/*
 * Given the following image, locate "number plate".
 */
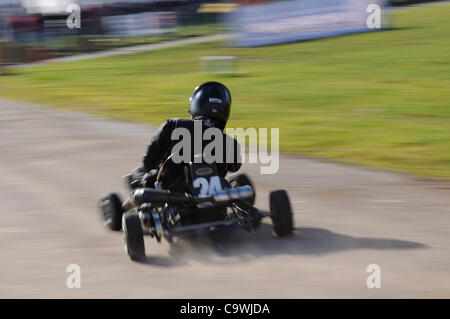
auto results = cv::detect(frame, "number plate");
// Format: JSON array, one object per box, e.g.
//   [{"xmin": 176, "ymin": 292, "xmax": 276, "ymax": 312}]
[{"xmin": 190, "ymin": 162, "xmax": 223, "ymax": 197}]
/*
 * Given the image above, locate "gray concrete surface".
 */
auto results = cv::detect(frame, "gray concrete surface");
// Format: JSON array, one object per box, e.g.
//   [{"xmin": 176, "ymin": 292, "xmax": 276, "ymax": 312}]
[{"xmin": 0, "ymin": 97, "xmax": 449, "ymax": 298}]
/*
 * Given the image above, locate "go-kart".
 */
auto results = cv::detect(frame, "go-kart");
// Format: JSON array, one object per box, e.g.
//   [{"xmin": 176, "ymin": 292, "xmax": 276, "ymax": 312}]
[{"xmin": 99, "ymin": 154, "xmax": 294, "ymax": 261}]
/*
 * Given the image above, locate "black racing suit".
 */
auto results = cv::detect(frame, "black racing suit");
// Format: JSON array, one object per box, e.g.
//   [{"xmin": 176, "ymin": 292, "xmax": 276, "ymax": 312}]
[{"xmin": 129, "ymin": 118, "xmax": 241, "ymax": 189}]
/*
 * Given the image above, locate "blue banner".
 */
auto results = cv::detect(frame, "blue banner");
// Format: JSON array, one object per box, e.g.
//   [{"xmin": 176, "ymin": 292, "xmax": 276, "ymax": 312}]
[{"xmin": 229, "ymin": 0, "xmax": 388, "ymax": 47}]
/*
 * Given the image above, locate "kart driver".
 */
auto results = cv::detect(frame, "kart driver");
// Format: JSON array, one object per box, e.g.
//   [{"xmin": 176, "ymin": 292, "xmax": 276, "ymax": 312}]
[{"xmin": 128, "ymin": 82, "xmax": 242, "ymax": 190}]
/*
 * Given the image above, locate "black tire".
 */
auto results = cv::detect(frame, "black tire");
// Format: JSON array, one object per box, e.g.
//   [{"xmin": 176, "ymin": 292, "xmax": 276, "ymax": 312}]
[
  {"xmin": 227, "ymin": 173, "xmax": 256, "ymax": 205},
  {"xmin": 122, "ymin": 211, "xmax": 146, "ymax": 261},
  {"xmin": 99, "ymin": 193, "xmax": 123, "ymax": 231},
  {"xmin": 270, "ymin": 190, "xmax": 294, "ymax": 237}
]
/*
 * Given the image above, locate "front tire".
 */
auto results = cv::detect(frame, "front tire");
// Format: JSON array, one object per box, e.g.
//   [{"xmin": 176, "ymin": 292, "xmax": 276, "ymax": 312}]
[
  {"xmin": 270, "ymin": 190, "xmax": 294, "ymax": 237},
  {"xmin": 122, "ymin": 211, "xmax": 146, "ymax": 261},
  {"xmin": 99, "ymin": 193, "xmax": 123, "ymax": 231}
]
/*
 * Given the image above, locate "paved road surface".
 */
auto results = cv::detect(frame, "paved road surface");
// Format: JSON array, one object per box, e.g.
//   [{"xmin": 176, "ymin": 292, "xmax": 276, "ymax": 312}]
[{"xmin": 0, "ymin": 98, "xmax": 449, "ymax": 298}]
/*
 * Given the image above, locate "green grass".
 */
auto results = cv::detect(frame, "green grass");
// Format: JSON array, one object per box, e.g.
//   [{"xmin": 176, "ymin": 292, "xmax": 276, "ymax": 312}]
[{"xmin": 1, "ymin": 4, "xmax": 449, "ymax": 178}]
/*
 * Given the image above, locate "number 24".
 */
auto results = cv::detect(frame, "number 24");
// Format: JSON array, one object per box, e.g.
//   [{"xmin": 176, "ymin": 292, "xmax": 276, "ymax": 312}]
[{"xmin": 193, "ymin": 176, "xmax": 222, "ymax": 196}]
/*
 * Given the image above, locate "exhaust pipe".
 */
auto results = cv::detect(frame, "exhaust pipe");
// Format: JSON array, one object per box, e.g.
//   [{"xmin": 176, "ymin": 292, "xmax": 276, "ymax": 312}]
[
  {"xmin": 122, "ymin": 188, "xmax": 189, "ymax": 211},
  {"xmin": 122, "ymin": 185, "xmax": 255, "ymax": 211},
  {"xmin": 211, "ymin": 186, "xmax": 254, "ymax": 204}
]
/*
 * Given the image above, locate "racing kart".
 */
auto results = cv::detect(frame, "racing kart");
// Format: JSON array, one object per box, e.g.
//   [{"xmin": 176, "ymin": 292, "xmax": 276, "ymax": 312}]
[{"xmin": 99, "ymin": 154, "xmax": 294, "ymax": 261}]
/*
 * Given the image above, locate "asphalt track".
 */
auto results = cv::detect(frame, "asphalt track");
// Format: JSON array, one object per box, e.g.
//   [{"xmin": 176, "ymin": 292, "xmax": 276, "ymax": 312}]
[{"xmin": 0, "ymin": 98, "xmax": 449, "ymax": 298}]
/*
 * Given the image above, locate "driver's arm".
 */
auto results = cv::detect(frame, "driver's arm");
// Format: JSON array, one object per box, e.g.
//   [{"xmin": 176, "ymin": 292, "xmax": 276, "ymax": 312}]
[{"xmin": 142, "ymin": 120, "xmax": 176, "ymax": 172}]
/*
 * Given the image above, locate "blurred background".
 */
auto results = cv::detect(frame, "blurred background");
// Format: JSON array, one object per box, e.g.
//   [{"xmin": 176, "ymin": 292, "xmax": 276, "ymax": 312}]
[
  {"xmin": 0, "ymin": 0, "xmax": 225, "ymax": 61},
  {"xmin": 0, "ymin": 0, "xmax": 439, "ymax": 62},
  {"xmin": 0, "ymin": 0, "xmax": 449, "ymax": 178}
]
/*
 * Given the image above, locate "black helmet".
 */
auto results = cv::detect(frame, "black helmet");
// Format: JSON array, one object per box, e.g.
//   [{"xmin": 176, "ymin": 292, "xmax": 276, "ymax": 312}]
[{"xmin": 189, "ymin": 82, "xmax": 231, "ymax": 128}]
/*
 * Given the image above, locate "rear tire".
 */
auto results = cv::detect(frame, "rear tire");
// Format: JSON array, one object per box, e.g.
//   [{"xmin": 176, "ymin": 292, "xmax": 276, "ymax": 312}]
[
  {"xmin": 270, "ymin": 190, "xmax": 294, "ymax": 237},
  {"xmin": 99, "ymin": 193, "xmax": 123, "ymax": 231},
  {"xmin": 122, "ymin": 211, "xmax": 146, "ymax": 261},
  {"xmin": 228, "ymin": 173, "xmax": 256, "ymax": 205}
]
